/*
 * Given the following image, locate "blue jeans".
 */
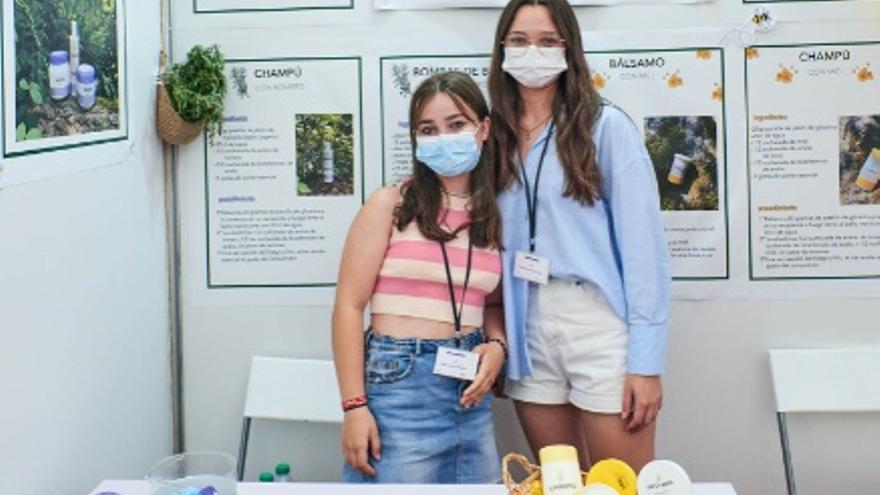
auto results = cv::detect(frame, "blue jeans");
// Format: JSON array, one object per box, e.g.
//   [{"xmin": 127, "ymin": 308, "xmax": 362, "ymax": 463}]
[{"xmin": 342, "ymin": 329, "xmax": 501, "ymax": 484}]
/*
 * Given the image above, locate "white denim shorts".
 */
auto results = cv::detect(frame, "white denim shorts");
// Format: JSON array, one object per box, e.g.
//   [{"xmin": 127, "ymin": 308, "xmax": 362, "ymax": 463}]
[{"xmin": 506, "ymin": 278, "xmax": 628, "ymax": 413}]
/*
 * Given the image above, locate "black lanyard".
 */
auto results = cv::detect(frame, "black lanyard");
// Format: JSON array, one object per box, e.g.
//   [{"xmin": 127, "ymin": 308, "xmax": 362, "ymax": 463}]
[
  {"xmin": 521, "ymin": 122, "xmax": 555, "ymax": 253},
  {"xmin": 439, "ymin": 237, "xmax": 473, "ymax": 346}
]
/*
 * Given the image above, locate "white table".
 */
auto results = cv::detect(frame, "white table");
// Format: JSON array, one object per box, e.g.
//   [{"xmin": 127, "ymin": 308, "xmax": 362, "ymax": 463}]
[{"xmin": 92, "ymin": 480, "xmax": 737, "ymax": 495}]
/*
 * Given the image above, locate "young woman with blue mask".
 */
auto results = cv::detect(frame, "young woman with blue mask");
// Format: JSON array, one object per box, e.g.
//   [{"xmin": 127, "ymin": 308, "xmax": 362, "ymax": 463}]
[
  {"xmin": 489, "ymin": 0, "xmax": 671, "ymax": 472},
  {"xmin": 332, "ymin": 71, "xmax": 507, "ymax": 483}
]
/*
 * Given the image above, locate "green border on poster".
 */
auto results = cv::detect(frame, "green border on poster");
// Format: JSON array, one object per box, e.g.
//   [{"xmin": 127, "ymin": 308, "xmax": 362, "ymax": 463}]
[
  {"xmin": 204, "ymin": 56, "xmax": 365, "ymax": 289},
  {"xmin": 744, "ymin": 40, "xmax": 880, "ymax": 281},
  {"xmin": 193, "ymin": 0, "xmax": 354, "ymax": 14},
  {"xmin": 378, "ymin": 53, "xmax": 490, "ymax": 186},
  {"xmin": 585, "ymin": 46, "xmax": 731, "ymax": 281},
  {"xmin": 1, "ymin": 0, "xmax": 130, "ymax": 158}
]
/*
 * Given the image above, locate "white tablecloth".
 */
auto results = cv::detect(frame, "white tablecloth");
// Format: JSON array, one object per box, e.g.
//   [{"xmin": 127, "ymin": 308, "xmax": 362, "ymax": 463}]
[{"xmin": 92, "ymin": 480, "xmax": 737, "ymax": 495}]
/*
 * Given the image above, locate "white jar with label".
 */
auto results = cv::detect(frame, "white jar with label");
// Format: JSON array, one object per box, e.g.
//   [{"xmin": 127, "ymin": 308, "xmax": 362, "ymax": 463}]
[
  {"xmin": 48, "ymin": 50, "xmax": 70, "ymax": 100},
  {"xmin": 637, "ymin": 459, "xmax": 691, "ymax": 495},
  {"xmin": 76, "ymin": 64, "xmax": 98, "ymax": 110},
  {"xmin": 540, "ymin": 445, "xmax": 583, "ymax": 495}
]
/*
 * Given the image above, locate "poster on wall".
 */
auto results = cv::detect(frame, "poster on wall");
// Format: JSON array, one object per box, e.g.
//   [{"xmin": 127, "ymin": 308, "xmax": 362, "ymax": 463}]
[
  {"xmin": 586, "ymin": 48, "xmax": 729, "ymax": 279},
  {"xmin": 380, "ymin": 55, "xmax": 490, "ymax": 184},
  {"xmin": 746, "ymin": 42, "xmax": 880, "ymax": 280},
  {"xmin": 2, "ymin": 0, "xmax": 128, "ymax": 157},
  {"xmin": 194, "ymin": 0, "xmax": 352, "ymax": 13},
  {"xmin": 375, "ymin": 0, "xmax": 710, "ymax": 8},
  {"xmin": 205, "ymin": 57, "xmax": 363, "ymax": 288}
]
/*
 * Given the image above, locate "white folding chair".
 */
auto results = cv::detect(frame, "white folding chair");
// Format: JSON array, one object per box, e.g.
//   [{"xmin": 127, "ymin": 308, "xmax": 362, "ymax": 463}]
[
  {"xmin": 237, "ymin": 357, "xmax": 343, "ymax": 480},
  {"xmin": 768, "ymin": 348, "xmax": 880, "ymax": 495}
]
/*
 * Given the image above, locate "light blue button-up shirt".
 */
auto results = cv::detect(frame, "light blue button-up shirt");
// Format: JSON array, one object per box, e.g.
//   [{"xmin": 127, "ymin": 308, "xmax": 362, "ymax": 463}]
[{"xmin": 498, "ymin": 103, "xmax": 671, "ymax": 379}]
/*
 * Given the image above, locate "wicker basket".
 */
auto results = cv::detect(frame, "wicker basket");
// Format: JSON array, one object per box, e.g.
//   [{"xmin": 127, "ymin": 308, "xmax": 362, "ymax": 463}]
[
  {"xmin": 503, "ymin": 453, "xmax": 542, "ymax": 495},
  {"xmin": 156, "ymin": 82, "xmax": 205, "ymax": 145},
  {"xmin": 503, "ymin": 452, "xmax": 591, "ymax": 495}
]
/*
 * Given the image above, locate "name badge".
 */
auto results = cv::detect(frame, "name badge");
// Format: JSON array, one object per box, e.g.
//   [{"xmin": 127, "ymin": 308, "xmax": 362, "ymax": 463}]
[
  {"xmin": 433, "ymin": 346, "xmax": 479, "ymax": 381},
  {"xmin": 514, "ymin": 250, "xmax": 550, "ymax": 285}
]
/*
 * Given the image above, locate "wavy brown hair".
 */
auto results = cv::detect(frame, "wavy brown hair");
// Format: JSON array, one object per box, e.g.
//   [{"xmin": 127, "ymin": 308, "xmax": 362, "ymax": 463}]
[
  {"xmin": 395, "ymin": 71, "xmax": 502, "ymax": 250},
  {"xmin": 489, "ymin": 0, "xmax": 602, "ymax": 204}
]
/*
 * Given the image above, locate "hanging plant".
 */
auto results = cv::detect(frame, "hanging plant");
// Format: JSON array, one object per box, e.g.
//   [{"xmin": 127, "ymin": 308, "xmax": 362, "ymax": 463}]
[{"xmin": 157, "ymin": 44, "xmax": 227, "ymax": 145}]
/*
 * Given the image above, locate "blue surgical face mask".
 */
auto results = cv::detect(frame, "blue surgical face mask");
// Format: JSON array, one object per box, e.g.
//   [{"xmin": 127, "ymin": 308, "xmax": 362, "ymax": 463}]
[{"xmin": 415, "ymin": 129, "xmax": 482, "ymax": 177}]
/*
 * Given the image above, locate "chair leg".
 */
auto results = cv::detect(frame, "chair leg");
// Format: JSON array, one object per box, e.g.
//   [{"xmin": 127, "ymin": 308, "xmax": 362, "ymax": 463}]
[
  {"xmin": 777, "ymin": 412, "xmax": 797, "ymax": 495},
  {"xmin": 237, "ymin": 417, "xmax": 252, "ymax": 482}
]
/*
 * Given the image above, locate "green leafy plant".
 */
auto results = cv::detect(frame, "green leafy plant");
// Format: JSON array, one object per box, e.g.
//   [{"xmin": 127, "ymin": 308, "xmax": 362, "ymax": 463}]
[
  {"xmin": 16, "ymin": 122, "xmax": 43, "ymax": 141},
  {"xmin": 162, "ymin": 44, "xmax": 227, "ymax": 141}
]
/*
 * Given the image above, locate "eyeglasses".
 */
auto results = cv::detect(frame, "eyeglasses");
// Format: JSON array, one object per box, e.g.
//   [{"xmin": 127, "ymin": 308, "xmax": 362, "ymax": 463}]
[{"xmin": 502, "ymin": 34, "xmax": 565, "ymax": 56}]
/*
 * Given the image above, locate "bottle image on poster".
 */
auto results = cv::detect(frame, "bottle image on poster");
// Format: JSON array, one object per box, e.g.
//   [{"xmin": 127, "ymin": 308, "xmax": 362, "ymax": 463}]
[
  {"xmin": 746, "ymin": 42, "xmax": 880, "ymax": 280},
  {"xmin": 840, "ymin": 118, "xmax": 880, "ymax": 202}
]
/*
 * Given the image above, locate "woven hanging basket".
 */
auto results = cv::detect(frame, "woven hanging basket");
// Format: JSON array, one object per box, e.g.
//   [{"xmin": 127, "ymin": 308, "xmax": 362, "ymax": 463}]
[{"xmin": 156, "ymin": 82, "xmax": 205, "ymax": 145}]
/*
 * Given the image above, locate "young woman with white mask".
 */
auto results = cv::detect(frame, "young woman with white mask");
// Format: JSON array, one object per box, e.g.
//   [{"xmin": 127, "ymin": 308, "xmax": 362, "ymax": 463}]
[
  {"xmin": 333, "ymin": 71, "xmax": 507, "ymax": 483},
  {"xmin": 489, "ymin": 0, "xmax": 671, "ymax": 472}
]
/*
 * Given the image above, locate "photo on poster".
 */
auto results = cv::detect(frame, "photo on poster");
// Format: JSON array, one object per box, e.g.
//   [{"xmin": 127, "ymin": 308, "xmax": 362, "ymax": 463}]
[
  {"xmin": 295, "ymin": 113, "xmax": 354, "ymax": 196},
  {"xmin": 645, "ymin": 116, "xmax": 719, "ymax": 211},
  {"xmin": 839, "ymin": 115, "xmax": 880, "ymax": 205},
  {"xmin": 4, "ymin": 0, "xmax": 128, "ymax": 156}
]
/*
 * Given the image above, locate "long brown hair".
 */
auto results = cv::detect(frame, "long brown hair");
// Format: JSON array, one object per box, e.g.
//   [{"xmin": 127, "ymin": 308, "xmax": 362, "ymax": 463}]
[
  {"xmin": 395, "ymin": 71, "xmax": 502, "ymax": 249},
  {"xmin": 489, "ymin": 0, "xmax": 602, "ymax": 204}
]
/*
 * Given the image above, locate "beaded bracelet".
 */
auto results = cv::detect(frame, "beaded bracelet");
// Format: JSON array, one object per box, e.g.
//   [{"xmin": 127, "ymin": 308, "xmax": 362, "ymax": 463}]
[
  {"xmin": 342, "ymin": 395, "xmax": 368, "ymax": 412},
  {"xmin": 486, "ymin": 337, "xmax": 508, "ymax": 360}
]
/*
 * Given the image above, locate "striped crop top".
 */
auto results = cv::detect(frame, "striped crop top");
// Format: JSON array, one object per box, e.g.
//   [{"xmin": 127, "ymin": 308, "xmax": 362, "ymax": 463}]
[{"xmin": 370, "ymin": 192, "xmax": 502, "ymax": 328}]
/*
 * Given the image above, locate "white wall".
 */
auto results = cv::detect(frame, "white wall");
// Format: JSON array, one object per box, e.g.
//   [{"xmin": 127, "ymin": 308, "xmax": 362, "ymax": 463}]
[
  {"xmin": 0, "ymin": 2, "xmax": 171, "ymax": 494},
  {"xmin": 173, "ymin": 2, "xmax": 880, "ymax": 494}
]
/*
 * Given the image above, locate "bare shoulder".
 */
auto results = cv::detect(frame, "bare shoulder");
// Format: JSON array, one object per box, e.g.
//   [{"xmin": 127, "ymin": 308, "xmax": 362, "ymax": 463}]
[
  {"xmin": 367, "ymin": 184, "xmax": 401, "ymax": 210},
  {"xmin": 357, "ymin": 184, "xmax": 401, "ymax": 223}
]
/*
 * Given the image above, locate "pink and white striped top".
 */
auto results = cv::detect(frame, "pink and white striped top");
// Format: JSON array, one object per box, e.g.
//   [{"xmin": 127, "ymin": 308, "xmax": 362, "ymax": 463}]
[{"xmin": 371, "ymin": 193, "xmax": 502, "ymax": 328}]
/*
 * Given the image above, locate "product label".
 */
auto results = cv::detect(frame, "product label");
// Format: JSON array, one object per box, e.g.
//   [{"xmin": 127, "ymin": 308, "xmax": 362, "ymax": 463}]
[{"xmin": 542, "ymin": 461, "xmax": 582, "ymax": 495}]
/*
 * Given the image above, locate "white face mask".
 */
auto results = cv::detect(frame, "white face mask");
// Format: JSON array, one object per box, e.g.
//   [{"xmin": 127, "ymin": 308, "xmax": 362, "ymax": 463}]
[{"xmin": 501, "ymin": 46, "xmax": 568, "ymax": 88}]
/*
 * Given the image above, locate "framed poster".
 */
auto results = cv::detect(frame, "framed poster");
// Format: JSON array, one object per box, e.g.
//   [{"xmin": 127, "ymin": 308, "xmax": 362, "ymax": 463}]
[
  {"xmin": 746, "ymin": 42, "xmax": 880, "ymax": 280},
  {"xmin": 205, "ymin": 56, "xmax": 364, "ymax": 288},
  {"xmin": 194, "ymin": 0, "xmax": 352, "ymax": 13},
  {"xmin": 587, "ymin": 47, "xmax": 729, "ymax": 280},
  {"xmin": 375, "ymin": 0, "xmax": 710, "ymax": 8},
  {"xmin": 3, "ymin": 0, "xmax": 128, "ymax": 157}
]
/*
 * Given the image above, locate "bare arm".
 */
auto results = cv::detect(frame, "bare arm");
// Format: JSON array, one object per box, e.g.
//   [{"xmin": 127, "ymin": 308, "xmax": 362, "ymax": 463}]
[
  {"xmin": 460, "ymin": 284, "xmax": 506, "ymax": 408},
  {"xmin": 332, "ymin": 185, "xmax": 399, "ymax": 475}
]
